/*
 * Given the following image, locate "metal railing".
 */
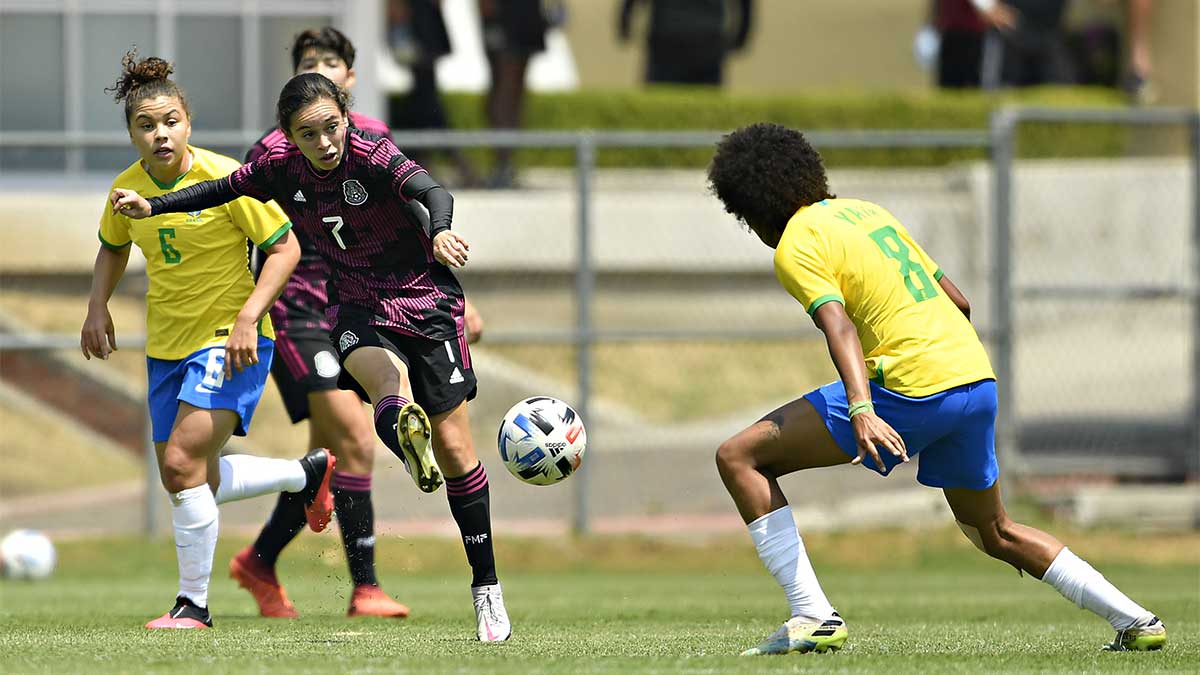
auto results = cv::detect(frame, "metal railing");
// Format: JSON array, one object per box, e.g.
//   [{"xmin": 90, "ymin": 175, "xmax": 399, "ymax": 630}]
[
  {"xmin": 989, "ymin": 107, "xmax": 1200, "ymax": 479},
  {"xmin": 3, "ymin": 112, "xmax": 1197, "ymax": 534}
]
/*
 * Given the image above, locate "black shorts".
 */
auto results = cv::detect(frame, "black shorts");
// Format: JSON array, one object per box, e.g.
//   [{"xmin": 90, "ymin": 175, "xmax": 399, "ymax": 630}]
[
  {"xmin": 331, "ymin": 320, "xmax": 477, "ymax": 416},
  {"xmin": 270, "ymin": 329, "xmax": 356, "ymax": 424}
]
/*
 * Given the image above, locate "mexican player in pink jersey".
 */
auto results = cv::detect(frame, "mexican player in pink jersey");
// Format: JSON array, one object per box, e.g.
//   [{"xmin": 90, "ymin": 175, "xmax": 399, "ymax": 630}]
[
  {"xmin": 237, "ymin": 26, "xmax": 417, "ymax": 622},
  {"xmin": 110, "ymin": 72, "xmax": 511, "ymax": 642}
]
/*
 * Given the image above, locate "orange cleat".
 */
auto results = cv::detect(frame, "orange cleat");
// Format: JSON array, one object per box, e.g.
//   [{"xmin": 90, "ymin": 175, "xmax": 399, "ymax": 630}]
[
  {"xmin": 347, "ymin": 584, "xmax": 410, "ymax": 618},
  {"xmin": 299, "ymin": 448, "xmax": 336, "ymax": 532},
  {"xmin": 229, "ymin": 545, "xmax": 299, "ymax": 619}
]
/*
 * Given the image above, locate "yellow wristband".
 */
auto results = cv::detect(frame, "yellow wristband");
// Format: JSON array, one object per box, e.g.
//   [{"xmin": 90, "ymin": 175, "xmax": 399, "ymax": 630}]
[{"xmin": 848, "ymin": 401, "xmax": 874, "ymax": 418}]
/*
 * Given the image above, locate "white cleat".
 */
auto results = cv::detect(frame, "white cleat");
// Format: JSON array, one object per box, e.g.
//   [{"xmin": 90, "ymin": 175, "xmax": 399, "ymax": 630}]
[
  {"xmin": 740, "ymin": 612, "xmax": 848, "ymax": 656},
  {"xmin": 471, "ymin": 583, "xmax": 512, "ymax": 642}
]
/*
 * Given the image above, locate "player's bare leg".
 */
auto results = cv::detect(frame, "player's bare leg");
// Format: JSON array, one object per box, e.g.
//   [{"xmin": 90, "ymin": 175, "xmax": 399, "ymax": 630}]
[
  {"xmin": 716, "ymin": 398, "xmax": 850, "ymax": 655},
  {"xmin": 716, "ymin": 398, "xmax": 852, "ymax": 523},
  {"xmin": 945, "ymin": 485, "xmax": 1165, "ymax": 650},
  {"xmin": 431, "ymin": 401, "xmax": 509, "ymax": 642},
  {"xmin": 464, "ymin": 298, "xmax": 484, "ymax": 344},
  {"xmin": 344, "ymin": 346, "xmax": 442, "ymax": 493},
  {"xmin": 309, "ymin": 389, "xmax": 375, "ymax": 475}
]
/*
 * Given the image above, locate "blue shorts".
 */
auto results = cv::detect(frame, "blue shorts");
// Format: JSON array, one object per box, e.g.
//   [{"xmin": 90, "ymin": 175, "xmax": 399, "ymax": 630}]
[
  {"xmin": 803, "ymin": 378, "xmax": 999, "ymax": 490},
  {"xmin": 146, "ymin": 337, "xmax": 274, "ymax": 443}
]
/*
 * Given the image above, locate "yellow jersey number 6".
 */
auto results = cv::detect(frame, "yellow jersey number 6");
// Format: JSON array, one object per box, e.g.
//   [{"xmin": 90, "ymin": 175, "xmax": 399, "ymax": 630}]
[
  {"xmin": 868, "ymin": 225, "xmax": 937, "ymax": 303},
  {"xmin": 323, "ymin": 216, "xmax": 347, "ymax": 250}
]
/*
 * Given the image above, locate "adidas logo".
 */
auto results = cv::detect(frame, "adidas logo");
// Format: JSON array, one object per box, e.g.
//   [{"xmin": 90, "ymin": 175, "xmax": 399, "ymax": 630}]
[
  {"xmin": 293, "ymin": 189, "xmax": 306, "ymax": 202},
  {"xmin": 449, "ymin": 367, "xmax": 464, "ymax": 384}
]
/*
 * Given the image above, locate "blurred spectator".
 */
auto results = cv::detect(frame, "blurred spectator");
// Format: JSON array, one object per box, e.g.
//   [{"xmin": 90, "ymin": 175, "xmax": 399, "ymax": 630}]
[
  {"xmin": 1065, "ymin": 14, "xmax": 1120, "ymax": 89},
  {"xmin": 478, "ymin": 0, "xmax": 561, "ymax": 189},
  {"xmin": 387, "ymin": 0, "xmax": 481, "ymax": 187},
  {"xmin": 618, "ymin": 0, "xmax": 753, "ymax": 87},
  {"xmin": 927, "ymin": 0, "xmax": 987, "ymax": 88},
  {"xmin": 1123, "ymin": 0, "xmax": 1156, "ymax": 104},
  {"xmin": 977, "ymin": 0, "xmax": 1075, "ymax": 88}
]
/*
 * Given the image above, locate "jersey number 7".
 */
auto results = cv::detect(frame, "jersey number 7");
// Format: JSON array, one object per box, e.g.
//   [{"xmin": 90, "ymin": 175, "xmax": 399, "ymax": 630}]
[{"xmin": 322, "ymin": 216, "xmax": 347, "ymax": 250}]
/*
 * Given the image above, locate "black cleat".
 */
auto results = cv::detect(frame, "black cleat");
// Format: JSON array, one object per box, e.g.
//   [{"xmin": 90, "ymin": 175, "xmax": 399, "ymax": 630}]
[{"xmin": 145, "ymin": 595, "xmax": 213, "ymax": 629}]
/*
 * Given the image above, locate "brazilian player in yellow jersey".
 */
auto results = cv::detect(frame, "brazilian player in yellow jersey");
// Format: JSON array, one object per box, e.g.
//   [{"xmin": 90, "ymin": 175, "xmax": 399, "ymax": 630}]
[
  {"xmin": 81, "ymin": 51, "xmax": 336, "ymax": 631},
  {"xmin": 98, "ymin": 145, "xmax": 290, "ymax": 359},
  {"xmin": 707, "ymin": 124, "xmax": 1165, "ymax": 656}
]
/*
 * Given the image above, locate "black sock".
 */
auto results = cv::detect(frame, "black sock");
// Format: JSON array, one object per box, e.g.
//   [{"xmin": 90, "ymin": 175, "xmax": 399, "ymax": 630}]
[
  {"xmin": 373, "ymin": 395, "xmax": 408, "ymax": 460},
  {"xmin": 332, "ymin": 472, "xmax": 379, "ymax": 587},
  {"xmin": 252, "ymin": 491, "xmax": 306, "ymax": 567},
  {"xmin": 446, "ymin": 462, "xmax": 497, "ymax": 587}
]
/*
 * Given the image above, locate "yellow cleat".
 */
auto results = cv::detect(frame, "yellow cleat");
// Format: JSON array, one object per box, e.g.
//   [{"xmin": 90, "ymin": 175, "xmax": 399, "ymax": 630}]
[
  {"xmin": 1104, "ymin": 615, "xmax": 1167, "ymax": 652},
  {"xmin": 395, "ymin": 402, "xmax": 443, "ymax": 493},
  {"xmin": 740, "ymin": 612, "xmax": 847, "ymax": 656}
]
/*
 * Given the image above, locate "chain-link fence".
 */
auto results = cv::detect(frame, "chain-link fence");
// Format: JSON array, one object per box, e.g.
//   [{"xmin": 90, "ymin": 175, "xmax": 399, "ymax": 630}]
[
  {"xmin": 2, "ymin": 115, "xmax": 1196, "ymax": 538},
  {"xmin": 990, "ymin": 108, "xmax": 1200, "ymax": 482}
]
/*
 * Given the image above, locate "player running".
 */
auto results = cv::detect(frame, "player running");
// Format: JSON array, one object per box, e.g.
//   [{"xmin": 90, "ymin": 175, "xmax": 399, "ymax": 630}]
[
  {"xmin": 706, "ymin": 123, "xmax": 1166, "ymax": 656},
  {"xmin": 231, "ymin": 25, "xmax": 475, "ymax": 621},
  {"xmin": 110, "ymin": 72, "xmax": 510, "ymax": 642},
  {"xmin": 82, "ymin": 51, "xmax": 335, "ymax": 630}
]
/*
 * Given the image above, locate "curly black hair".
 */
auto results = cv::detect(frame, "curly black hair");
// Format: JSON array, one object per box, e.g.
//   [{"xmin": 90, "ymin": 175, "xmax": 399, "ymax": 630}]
[
  {"xmin": 707, "ymin": 123, "xmax": 834, "ymax": 241},
  {"xmin": 105, "ymin": 48, "xmax": 189, "ymax": 126}
]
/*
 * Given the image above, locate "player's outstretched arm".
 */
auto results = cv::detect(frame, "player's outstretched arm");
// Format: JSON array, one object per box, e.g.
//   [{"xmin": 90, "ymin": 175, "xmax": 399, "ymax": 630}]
[
  {"xmin": 81, "ymin": 245, "xmax": 131, "ymax": 361},
  {"xmin": 224, "ymin": 230, "xmax": 300, "ymax": 379},
  {"xmin": 812, "ymin": 301, "xmax": 908, "ymax": 469},
  {"xmin": 109, "ymin": 189, "xmax": 151, "ymax": 218},
  {"xmin": 112, "ymin": 178, "xmax": 242, "ymax": 220},
  {"xmin": 937, "ymin": 273, "xmax": 971, "ymax": 320}
]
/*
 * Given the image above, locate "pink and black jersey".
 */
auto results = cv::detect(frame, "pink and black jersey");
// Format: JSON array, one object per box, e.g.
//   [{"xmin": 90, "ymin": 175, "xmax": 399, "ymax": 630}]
[
  {"xmin": 246, "ymin": 112, "xmax": 394, "ymax": 336},
  {"xmin": 245, "ymin": 112, "xmax": 391, "ymax": 164},
  {"xmin": 229, "ymin": 127, "xmax": 462, "ymax": 342}
]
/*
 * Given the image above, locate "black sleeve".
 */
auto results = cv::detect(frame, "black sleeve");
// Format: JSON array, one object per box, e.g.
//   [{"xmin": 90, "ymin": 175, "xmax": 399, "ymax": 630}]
[
  {"xmin": 401, "ymin": 171, "xmax": 454, "ymax": 238},
  {"xmin": 147, "ymin": 177, "xmax": 241, "ymax": 216}
]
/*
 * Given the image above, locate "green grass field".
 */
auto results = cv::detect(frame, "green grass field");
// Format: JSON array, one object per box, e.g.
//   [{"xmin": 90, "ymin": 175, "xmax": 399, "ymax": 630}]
[{"xmin": 1, "ymin": 531, "xmax": 1196, "ymax": 674}]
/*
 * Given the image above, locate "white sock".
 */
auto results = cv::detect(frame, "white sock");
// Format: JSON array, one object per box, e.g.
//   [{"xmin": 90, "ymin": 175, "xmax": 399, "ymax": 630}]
[
  {"xmin": 170, "ymin": 485, "xmax": 218, "ymax": 608},
  {"xmin": 1041, "ymin": 547, "xmax": 1149, "ymax": 630},
  {"xmin": 214, "ymin": 453, "xmax": 307, "ymax": 504},
  {"xmin": 748, "ymin": 506, "xmax": 836, "ymax": 620}
]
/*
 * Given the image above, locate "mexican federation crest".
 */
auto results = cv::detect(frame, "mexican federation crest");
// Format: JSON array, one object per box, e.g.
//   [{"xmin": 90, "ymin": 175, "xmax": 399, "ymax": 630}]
[{"xmin": 343, "ymin": 179, "xmax": 368, "ymax": 206}]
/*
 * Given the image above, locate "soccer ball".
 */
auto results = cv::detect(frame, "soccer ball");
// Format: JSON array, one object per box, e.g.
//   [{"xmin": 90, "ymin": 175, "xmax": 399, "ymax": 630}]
[
  {"xmin": 497, "ymin": 396, "xmax": 587, "ymax": 486},
  {"xmin": 0, "ymin": 529, "xmax": 56, "ymax": 580}
]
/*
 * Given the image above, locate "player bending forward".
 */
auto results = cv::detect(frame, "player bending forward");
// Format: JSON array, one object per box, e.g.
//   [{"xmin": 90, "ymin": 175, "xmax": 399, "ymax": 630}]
[{"xmin": 706, "ymin": 123, "xmax": 1166, "ymax": 656}]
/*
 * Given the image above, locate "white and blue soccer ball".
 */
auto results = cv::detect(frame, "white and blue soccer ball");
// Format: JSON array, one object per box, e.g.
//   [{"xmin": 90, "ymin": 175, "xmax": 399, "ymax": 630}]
[
  {"xmin": 0, "ymin": 529, "xmax": 56, "ymax": 580},
  {"xmin": 498, "ymin": 396, "xmax": 587, "ymax": 486}
]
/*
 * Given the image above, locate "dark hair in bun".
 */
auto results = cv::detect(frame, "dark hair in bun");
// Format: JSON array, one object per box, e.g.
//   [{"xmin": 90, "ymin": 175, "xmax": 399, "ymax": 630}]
[{"xmin": 105, "ymin": 48, "xmax": 190, "ymax": 126}]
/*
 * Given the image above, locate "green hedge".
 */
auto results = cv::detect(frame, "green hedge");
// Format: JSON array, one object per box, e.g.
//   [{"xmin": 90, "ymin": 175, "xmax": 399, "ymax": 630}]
[{"xmin": 392, "ymin": 86, "xmax": 1129, "ymax": 168}]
